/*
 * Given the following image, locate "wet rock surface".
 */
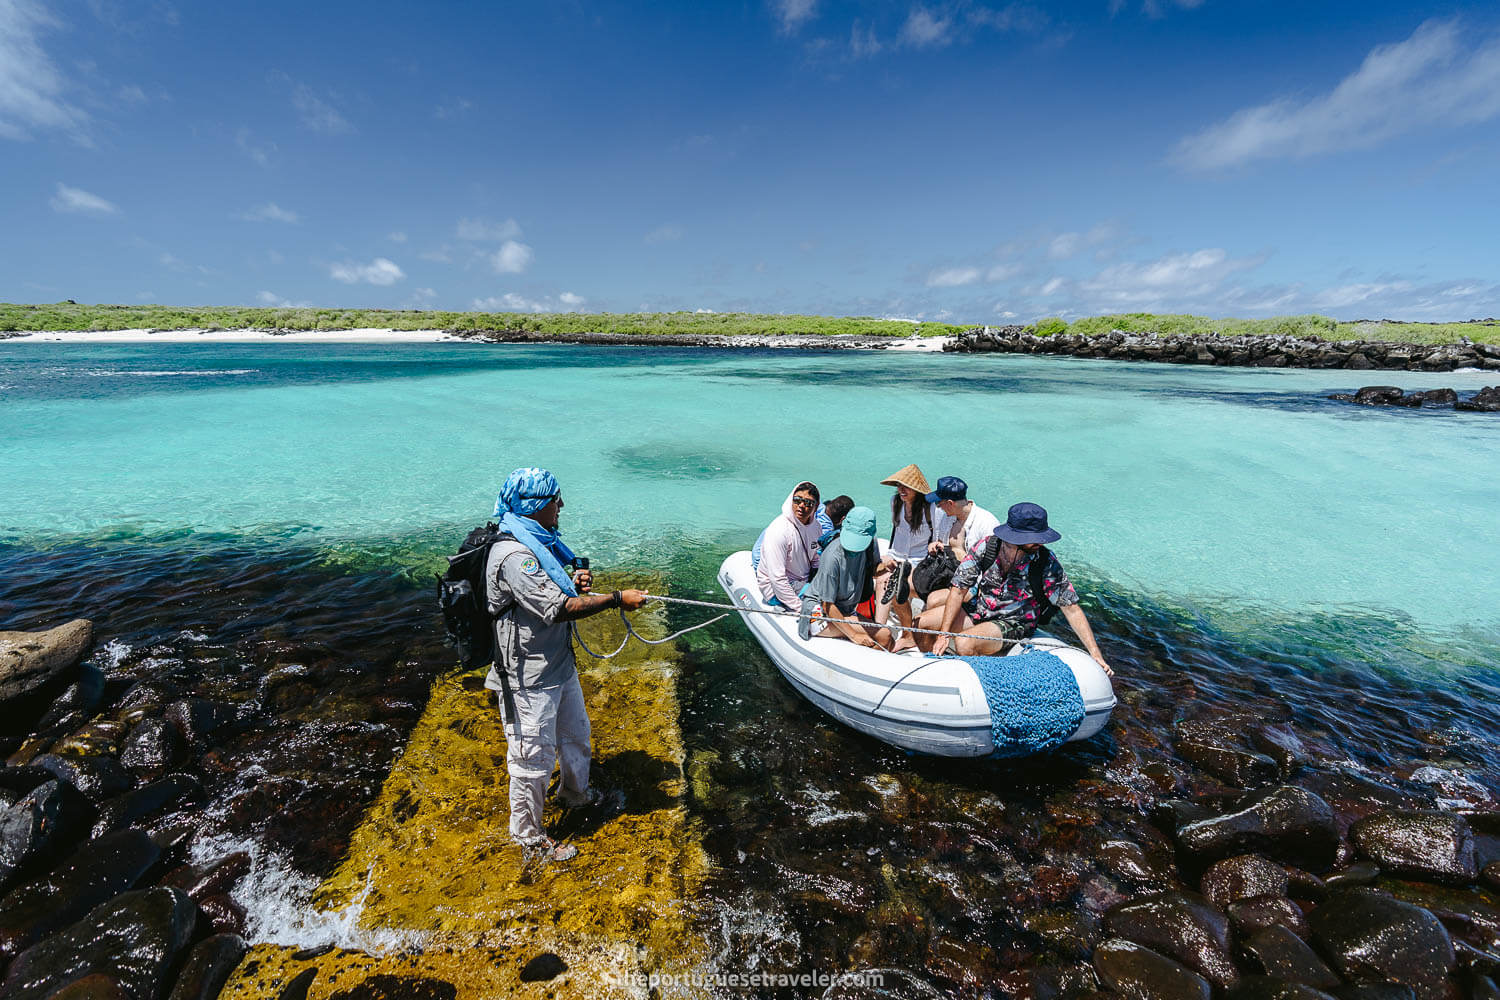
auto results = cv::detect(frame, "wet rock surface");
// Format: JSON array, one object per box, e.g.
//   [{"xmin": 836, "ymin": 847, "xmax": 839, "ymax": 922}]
[
  {"xmin": 164, "ymin": 935, "xmax": 247, "ymax": 1000},
  {"xmin": 1177, "ymin": 786, "xmax": 1341, "ymax": 873},
  {"xmin": 1310, "ymin": 888, "xmax": 1456, "ymax": 1000},
  {"xmin": 1239, "ymin": 925, "xmax": 1341, "ymax": 988},
  {"xmin": 1202, "ymin": 855, "xmax": 1291, "ymax": 909},
  {"xmin": 0, "ymin": 887, "xmax": 197, "ymax": 1000},
  {"xmin": 0, "ymin": 780, "xmax": 95, "ymax": 894},
  {"xmin": 1105, "ymin": 891, "xmax": 1239, "ymax": 987},
  {"xmin": 0, "ymin": 621, "xmax": 93, "ymax": 728},
  {"xmin": 1094, "ymin": 937, "xmax": 1213, "ymax": 1000},
  {"xmin": 1353, "ymin": 811, "xmax": 1478, "ymax": 885}
]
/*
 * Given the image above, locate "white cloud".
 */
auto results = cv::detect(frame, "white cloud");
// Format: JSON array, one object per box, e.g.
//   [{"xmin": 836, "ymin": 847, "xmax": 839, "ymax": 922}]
[
  {"xmin": 1079, "ymin": 248, "xmax": 1263, "ymax": 306},
  {"xmin": 773, "ymin": 0, "xmax": 816, "ymax": 34},
  {"xmin": 986, "ymin": 262, "xmax": 1022, "ymax": 282},
  {"xmin": 0, "ymin": 0, "xmax": 89, "ymax": 142},
  {"xmin": 292, "ymin": 83, "xmax": 353, "ymax": 134},
  {"xmin": 1314, "ymin": 281, "xmax": 1415, "ymax": 310},
  {"xmin": 330, "ymin": 258, "xmax": 405, "ymax": 285},
  {"xmin": 473, "ymin": 292, "xmax": 576, "ymax": 313},
  {"xmin": 928, "ymin": 266, "xmax": 981, "ymax": 287},
  {"xmin": 387, "ymin": 231, "xmax": 407, "ymax": 243},
  {"xmin": 434, "ymin": 97, "xmax": 472, "ymax": 119},
  {"xmin": 1040, "ymin": 277, "xmax": 1065, "ymax": 295},
  {"xmin": 1142, "ymin": 0, "xmax": 1204, "ymax": 16},
  {"xmin": 236, "ymin": 127, "xmax": 275, "ymax": 166},
  {"xmin": 50, "ymin": 183, "xmax": 118, "ymax": 215},
  {"xmin": 1048, "ymin": 233, "xmax": 1081, "ymax": 260},
  {"xmin": 850, "ymin": 21, "xmax": 883, "ymax": 57},
  {"xmin": 117, "ymin": 84, "xmax": 147, "ymax": 105},
  {"xmin": 457, "ymin": 217, "xmax": 522, "ymax": 241},
  {"xmin": 240, "ymin": 202, "xmax": 299, "ymax": 224},
  {"xmin": 645, "ymin": 224, "xmax": 685, "ymax": 245},
  {"xmin": 256, "ymin": 290, "xmax": 310, "ymax": 307},
  {"xmin": 1174, "ymin": 20, "xmax": 1500, "ymax": 169},
  {"xmin": 900, "ymin": 7, "xmax": 954, "ymax": 48},
  {"xmin": 419, "ymin": 246, "xmax": 453, "ymax": 262},
  {"xmin": 490, "ymin": 240, "xmax": 533, "ymax": 274}
]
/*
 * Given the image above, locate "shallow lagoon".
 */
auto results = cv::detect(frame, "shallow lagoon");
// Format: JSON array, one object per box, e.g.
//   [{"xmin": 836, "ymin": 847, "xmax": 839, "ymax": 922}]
[{"xmin": 3, "ymin": 341, "xmax": 1499, "ymax": 992}]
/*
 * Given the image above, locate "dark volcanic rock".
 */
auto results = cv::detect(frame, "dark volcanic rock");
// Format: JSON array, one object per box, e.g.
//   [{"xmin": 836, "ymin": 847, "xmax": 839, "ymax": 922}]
[
  {"xmin": 1175, "ymin": 722, "xmax": 1280, "ymax": 788},
  {"xmin": 34, "ymin": 664, "xmax": 107, "ymax": 734},
  {"xmin": 1250, "ymin": 727, "xmax": 1310, "ymax": 777},
  {"xmin": 518, "ymin": 953, "xmax": 568, "ymax": 982},
  {"xmin": 195, "ymin": 893, "xmax": 246, "ymax": 937},
  {"xmin": 1325, "ymin": 861, "xmax": 1383, "ymax": 889},
  {"xmin": 1240, "ymin": 925, "xmax": 1341, "ymax": 988},
  {"xmin": 1155, "ymin": 800, "xmax": 1221, "ymax": 838},
  {"xmin": 0, "ymin": 780, "xmax": 95, "ymax": 894},
  {"xmin": 1201, "ymin": 855, "xmax": 1290, "ymax": 909},
  {"xmin": 1226, "ymin": 977, "xmax": 1337, "ymax": 1000},
  {"xmin": 0, "ymin": 829, "xmax": 160, "ymax": 960},
  {"xmin": 1228, "ymin": 895, "xmax": 1310, "ymax": 938},
  {"xmin": 90, "ymin": 774, "xmax": 200, "ymax": 839},
  {"xmin": 0, "ymin": 622, "xmax": 93, "ymax": 731},
  {"xmin": 1353, "ymin": 811, "xmax": 1478, "ymax": 885},
  {"xmin": 31, "ymin": 755, "xmax": 134, "ymax": 803},
  {"xmin": 1334, "ymin": 986, "xmax": 1417, "ymax": 1000},
  {"xmin": 159, "ymin": 851, "xmax": 251, "ymax": 903},
  {"xmin": 0, "ymin": 887, "xmax": 197, "ymax": 1000},
  {"xmin": 1310, "ymin": 888, "xmax": 1455, "ymax": 1000},
  {"xmin": 327, "ymin": 975, "xmax": 459, "ymax": 1000},
  {"xmin": 1093, "ymin": 937, "xmax": 1213, "ymax": 1000},
  {"xmin": 277, "ymin": 967, "xmax": 318, "ymax": 1000},
  {"xmin": 1456, "ymin": 386, "xmax": 1500, "ymax": 412},
  {"xmin": 42, "ymin": 974, "xmax": 131, "ymax": 1000},
  {"xmin": 118, "ymin": 720, "xmax": 187, "ymax": 778},
  {"xmin": 165, "ymin": 934, "xmax": 247, "ymax": 1000},
  {"xmin": 1177, "ymin": 786, "xmax": 1340, "ymax": 873},
  {"xmin": 161, "ymin": 699, "xmax": 236, "ymax": 746},
  {"xmin": 1485, "ymin": 862, "xmax": 1500, "ymax": 893},
  {"xmin": 1105, "ymin": 891, "xmax": 1238, "ymax": 987},
  {"xmin": 0, "ymin": 768, "xmax": 54, "ymax": 799},
  {"xmin": 1101, "ymin": 840, "xmax": 1175, "ymax": 886}
]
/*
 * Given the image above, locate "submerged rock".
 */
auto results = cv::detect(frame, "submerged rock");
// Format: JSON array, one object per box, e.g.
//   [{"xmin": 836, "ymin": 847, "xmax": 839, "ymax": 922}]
[
  {"xmin": 119, "ymin": 719, "xmax": 187, "ymax": 779},
  {"xmin": 1456, "ymin": 386, "xmax": 1500, "ymax": 412},
  {"xmin": 0, "ymin": 779, "xmax": 95, "ymax": 894},
  {"xmin": 0, "ymin": 829, "xmax": 160, "ymax": 960},
  {"xmin": 90, "ymin": 773, "xmax": 200, "ymax": 838},
  {"xmin": 1093, "ymin": 937, "xmax": 1213, "ymax": 1000},
  {"xmin": 276, "ymin": 967, "xmax": 318, "ymax": 1000},
  {"xmin": 1226, "ymin": 976, "xmax": 1338, "ymax": 1000},
  {"xmin": 518, "ymin": 953, "xmax": 567, "ymax": 982},
  {"xmin": 1177, "ymin": 786, "xmax": 1339, "ymax": 873},
  {"xmin": 1352, "ymin": 811, "xmax": 1478, "ymax": 885},
  {"xmin": 1309, "ymin": 888, "xmax": 1455, "ymax": 1000},
  {"xmin": 326, "ymin": 975, "xmax": 458, "ymax": 1000},
  {"xmin": 164, "ymin": 934, "xmax": 247, "ymax": 1000},
  {"xmin": 158, "ymin": 851, "xmax": 251, "ymax": 902},
  {"xmin": 1201, "ymin": 855, "xmax": 1290, "ymax": 909},
  {"xmin": 1228, "ymin": 896, "xmax": 1310, "ymax": 938},
  {"xmin": 0, "ymin": 887, "xmax": 197, "ymax": 1000},
  {"xmin": 1174, "ymin": 720, "xmax": 1280, "ymax": 788},
  {"xmin": 1239, "ymin": 925, "xmax": 1341, "ymax": 989},
  {"xmin": 1104, "ymin": 892, "xmax": 1238, "ymax": 987},
  {"xmin": 31, "ymin": 755, "xmax": 134, "ymax": 803},
  {"xmin": 35, "ymin": 664, "xmax": 107, "ymax": 735}
]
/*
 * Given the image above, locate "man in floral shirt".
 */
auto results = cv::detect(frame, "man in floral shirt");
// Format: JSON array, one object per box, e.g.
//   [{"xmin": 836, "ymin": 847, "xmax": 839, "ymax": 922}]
[{"xmin": 916, "ymin": 502, "xmax": 1113, "ymax": 675}]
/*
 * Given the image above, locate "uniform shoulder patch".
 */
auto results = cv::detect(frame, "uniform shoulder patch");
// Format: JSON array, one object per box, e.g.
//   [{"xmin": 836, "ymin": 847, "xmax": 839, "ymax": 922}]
[{"xmin": 519, "ymin": 556, "xmax": 542, "ymax": 576}]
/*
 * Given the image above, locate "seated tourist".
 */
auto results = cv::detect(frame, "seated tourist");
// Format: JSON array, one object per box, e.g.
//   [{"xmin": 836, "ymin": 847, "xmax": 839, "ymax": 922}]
[
  {"xmin": 916, "ymin": 503, "xmax": 1113, "ymax": 675},
  {"xmin": 915, "ymin": 476, "xmax": 1002, "ymax": 616},
  {"xmin": 873, "ymin": 464, "xmax": 938, "ymax": 637},
  {"xmin": 756, "ymin": 481, "xmax": 823, "ymax": 608},
  {"xmin": 798, "ymin": 506, "xmax": 892, "ymax": 650}
]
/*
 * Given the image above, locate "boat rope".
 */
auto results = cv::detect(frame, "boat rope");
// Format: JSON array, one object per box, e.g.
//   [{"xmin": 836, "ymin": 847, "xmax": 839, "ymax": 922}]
[
  {"xmin": 571, "ymin": 604, "xmax": 730, "ymax": 660},
  {"xmin": 631, "ymin": 592, "xmax": 1074, "ymax": 648}
]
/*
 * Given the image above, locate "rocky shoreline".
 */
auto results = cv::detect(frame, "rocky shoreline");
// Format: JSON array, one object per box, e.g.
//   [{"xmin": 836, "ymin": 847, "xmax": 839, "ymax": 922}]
[
  {"xmin": 7, "ymin": 608, "xmax": 1500, "ymax": 1000},
  {"xmin": 944, "ymin": 325, "xmax": 1500, "ymax": 372}
]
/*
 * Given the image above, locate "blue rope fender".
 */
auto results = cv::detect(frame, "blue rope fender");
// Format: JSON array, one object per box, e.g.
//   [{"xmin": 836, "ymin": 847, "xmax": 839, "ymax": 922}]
[{"xmin": 966, "ymin": 651, "xmax": 1086, "ymax": 758}]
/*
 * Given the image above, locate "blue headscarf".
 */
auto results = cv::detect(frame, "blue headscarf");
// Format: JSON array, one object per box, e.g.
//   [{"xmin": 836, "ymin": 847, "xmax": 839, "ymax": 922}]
[{"xmin": 493, "ymin": 467, "xmax": 578, "ymax": 596}]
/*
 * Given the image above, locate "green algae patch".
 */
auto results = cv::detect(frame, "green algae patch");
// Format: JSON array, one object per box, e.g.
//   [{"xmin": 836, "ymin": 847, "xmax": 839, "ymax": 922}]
[{"xmin": 221, "ymin": 594, "xmax": 712, "ymax": 999}]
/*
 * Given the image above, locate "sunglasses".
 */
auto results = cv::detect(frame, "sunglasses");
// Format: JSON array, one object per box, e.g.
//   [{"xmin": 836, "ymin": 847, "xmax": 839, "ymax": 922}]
[{"xmin": 791, "ymin": 496, "xmax": 818, "ymax": 507}]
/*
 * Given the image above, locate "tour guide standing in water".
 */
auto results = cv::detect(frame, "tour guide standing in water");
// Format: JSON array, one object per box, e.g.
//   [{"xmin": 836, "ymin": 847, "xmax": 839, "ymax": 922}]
[{"xmin": 484, "ymin": 467, "xmax": 648, "ymax": 861}]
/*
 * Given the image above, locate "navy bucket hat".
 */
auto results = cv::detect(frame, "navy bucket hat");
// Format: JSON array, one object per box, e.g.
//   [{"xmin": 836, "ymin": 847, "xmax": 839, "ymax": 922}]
[{"xmin": 993, "ymin": 502, "xmax": 1061, "ymax": 545}]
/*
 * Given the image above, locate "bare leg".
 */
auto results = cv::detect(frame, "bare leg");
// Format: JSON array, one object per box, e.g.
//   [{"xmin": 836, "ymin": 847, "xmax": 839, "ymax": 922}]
[
  {"xmin": 915, "ymin": 604, "xmax": 949, "ymax": 653},
  {"xmin": 955, "ymin": 621, "xmax": 1012, "ymax": 657}
]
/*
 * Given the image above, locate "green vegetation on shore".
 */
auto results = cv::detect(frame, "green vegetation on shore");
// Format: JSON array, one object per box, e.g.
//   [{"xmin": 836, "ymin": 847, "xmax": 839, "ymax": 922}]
[
  {"xmin": 3, "ymin": 301, "xmax": 1496, "ymax": 346},
  {"xmin": 0, "ymin": 302, "xmax": 962, "ymax": 339},
  {"xmin": 1026, "ymin": 312, "xmax": 1500, "ymax": 346}
]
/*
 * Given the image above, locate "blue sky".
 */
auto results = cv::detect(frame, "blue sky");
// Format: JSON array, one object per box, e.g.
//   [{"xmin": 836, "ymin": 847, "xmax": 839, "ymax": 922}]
[{"xmin": 3, "ymin": 0, "xmax": 1498, "ymax": 323}]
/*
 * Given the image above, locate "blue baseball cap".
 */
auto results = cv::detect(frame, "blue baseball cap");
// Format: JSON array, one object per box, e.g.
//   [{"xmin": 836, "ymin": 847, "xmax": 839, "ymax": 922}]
[{"xmin": 925, "ymin": 476, "xmax": 968, "ymax": 504}]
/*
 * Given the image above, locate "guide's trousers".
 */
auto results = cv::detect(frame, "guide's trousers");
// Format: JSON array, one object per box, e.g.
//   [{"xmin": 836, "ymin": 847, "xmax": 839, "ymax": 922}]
[{"xmin": 500, "ymin": 671, "xmax": 592, "ymax": 843}]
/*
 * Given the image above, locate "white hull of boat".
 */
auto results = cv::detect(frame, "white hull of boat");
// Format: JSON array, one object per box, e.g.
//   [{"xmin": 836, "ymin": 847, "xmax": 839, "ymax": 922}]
[{"xmin": 718, "ymin": 550, "xmax": 1116, "ymax": 757}]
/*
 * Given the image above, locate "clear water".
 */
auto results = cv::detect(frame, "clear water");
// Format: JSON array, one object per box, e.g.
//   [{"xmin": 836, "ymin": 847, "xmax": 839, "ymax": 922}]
[{"xmin": 3, "ymin": 342, "xmax": 1496, "ymax": 658}]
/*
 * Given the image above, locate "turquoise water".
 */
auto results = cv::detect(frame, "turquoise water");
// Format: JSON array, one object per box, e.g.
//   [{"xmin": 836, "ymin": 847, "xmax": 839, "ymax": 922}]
[{"xmin": 3, "ymin": 342, "xmax": 1497, "ymax": 660}]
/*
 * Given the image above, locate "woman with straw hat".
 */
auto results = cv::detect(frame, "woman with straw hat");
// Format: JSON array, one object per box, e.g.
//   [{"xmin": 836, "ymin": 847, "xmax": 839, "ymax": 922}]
[{"xmin": 874, "ymin": 463, "xmax": 937, "ymax": 650}]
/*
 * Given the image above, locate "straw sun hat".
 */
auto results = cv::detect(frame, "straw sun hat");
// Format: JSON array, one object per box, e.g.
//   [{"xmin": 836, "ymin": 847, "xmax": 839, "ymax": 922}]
[{"xmin": 880, "ymin": 464, "xmax": 932, "ymax": 495}]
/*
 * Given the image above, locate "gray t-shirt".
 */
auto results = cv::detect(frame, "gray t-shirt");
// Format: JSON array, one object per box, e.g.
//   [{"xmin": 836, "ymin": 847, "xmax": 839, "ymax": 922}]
[
  {"xmin": 483, "ymin": 539, "xmax": 576, "ymax": 691},
  {"xmin": 798, "ymin": 542, "xmax": 875, "ymax": 639}
]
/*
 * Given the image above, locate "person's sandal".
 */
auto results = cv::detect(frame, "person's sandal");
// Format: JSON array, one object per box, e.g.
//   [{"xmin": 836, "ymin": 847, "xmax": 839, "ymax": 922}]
[
  {"xmin": 531, "ymin": 837, "xmax": 577, "ymax": 862},
  {"xmin": 881, "ymin": 562, "xmax": 911, "ymax": 605}
]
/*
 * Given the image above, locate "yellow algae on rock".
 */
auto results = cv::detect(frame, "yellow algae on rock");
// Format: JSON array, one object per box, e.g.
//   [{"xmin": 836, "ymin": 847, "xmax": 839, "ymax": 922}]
[{"xmin": 220, "ymin": 595, "xmax": 713, "ymax": 999}]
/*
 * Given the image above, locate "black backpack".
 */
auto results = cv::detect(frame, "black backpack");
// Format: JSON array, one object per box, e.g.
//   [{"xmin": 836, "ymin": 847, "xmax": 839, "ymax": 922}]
[
  {"xmin": 975, "ymin": 538, "xmax": 1060, "ymax": 629},
  {"xmin": 436, "ymin": 523, "xmax": 512, "ymax": 668}
]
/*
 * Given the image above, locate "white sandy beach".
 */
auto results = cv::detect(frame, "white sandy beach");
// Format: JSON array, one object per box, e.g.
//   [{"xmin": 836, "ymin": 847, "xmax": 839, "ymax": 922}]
[{"xmin": 3, "ymin": 328, "xmax": 462, "ymax": 344}]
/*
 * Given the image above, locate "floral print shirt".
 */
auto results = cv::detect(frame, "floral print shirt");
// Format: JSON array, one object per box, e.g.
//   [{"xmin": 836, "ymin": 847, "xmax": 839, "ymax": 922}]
[{"xmin": 949, "ymin": 542, "xmax": 1079, "ymax": 633}]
